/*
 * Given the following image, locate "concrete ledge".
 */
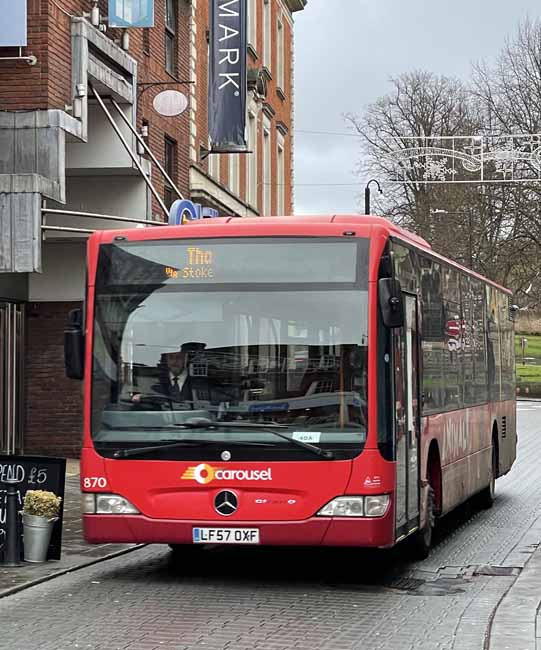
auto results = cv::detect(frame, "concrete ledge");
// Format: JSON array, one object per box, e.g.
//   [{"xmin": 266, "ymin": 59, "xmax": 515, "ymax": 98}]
[
  {"xmin": 190, "ymin": 165, "xmax": 259, "ymax": 218},
  {"xmin": 0, "ymin": 110, "xmax": 82, "ymax": 143},
  {"xmin": 72, "ymin": 18, "xmax": 137, "ymax": 77}
]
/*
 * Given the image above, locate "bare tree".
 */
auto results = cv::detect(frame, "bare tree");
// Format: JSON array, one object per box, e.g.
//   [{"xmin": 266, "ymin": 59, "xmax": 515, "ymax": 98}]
[
  {"xmin": 347, "ymin": 64, "xmax": 541, "ymax": 306},
  {"xmin": 345, "ymin": 71, "xmax": 486, "ymax": 260},
  {"xmin": 473, "ymin": 17, "xmax": 541, "ymax": 134},
  {"xmin": 472, "ymin": 17, "xmax": 541, "ymax": 305}
]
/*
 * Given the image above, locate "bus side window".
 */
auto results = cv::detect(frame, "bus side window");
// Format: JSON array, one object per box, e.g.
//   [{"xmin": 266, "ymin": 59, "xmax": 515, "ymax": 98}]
[
  {"xmin": 472, "ymin": 279, "xmax": 488, "ymax": 404},
  {"xmin": 419, "ymin": 258, "xmax": 444, "ymax": 413},
  {"xmin": 442, "ymin": 266, "xmax": 462, "ymax": 411},
  {"xmin": 499, "ymin": 293, "xmax": 515, "ymax": 401},
  {"xmin": 486, "ymin": 286, "xmax": 501, "ymax": 401}
]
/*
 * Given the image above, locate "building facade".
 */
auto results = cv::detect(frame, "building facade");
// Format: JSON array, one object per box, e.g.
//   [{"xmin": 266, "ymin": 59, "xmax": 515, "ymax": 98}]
[{"xmin": 0, "ymin": 0, "xmax": 306, "ymax": 457}]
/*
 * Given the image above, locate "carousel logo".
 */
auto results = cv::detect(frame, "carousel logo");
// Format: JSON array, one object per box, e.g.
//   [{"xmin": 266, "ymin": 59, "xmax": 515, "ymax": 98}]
[{"xmin": 181, "ymin": 463, "xmax": 272, "ymax": 485}]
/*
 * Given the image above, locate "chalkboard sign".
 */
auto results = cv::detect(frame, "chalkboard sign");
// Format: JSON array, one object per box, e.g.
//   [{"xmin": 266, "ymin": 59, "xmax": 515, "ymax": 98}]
[{"xmin": 0, "ymin": 456, "xmax": 66, "ymax": 561}]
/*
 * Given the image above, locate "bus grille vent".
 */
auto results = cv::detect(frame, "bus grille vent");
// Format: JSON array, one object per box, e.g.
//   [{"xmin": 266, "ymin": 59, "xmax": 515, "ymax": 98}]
[{"xmin": 501, "ymin": 416, "xmax": 507, "ymax": 439}]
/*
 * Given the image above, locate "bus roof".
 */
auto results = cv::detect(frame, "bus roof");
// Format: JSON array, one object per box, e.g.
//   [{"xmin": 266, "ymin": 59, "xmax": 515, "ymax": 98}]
[
  {"xmin": 95, "ymin": 214, "xmax": 430, "ymax": 246},
  {"xmin": 92, "ymin": 214, "xmax": 512, "ymax": 295}
]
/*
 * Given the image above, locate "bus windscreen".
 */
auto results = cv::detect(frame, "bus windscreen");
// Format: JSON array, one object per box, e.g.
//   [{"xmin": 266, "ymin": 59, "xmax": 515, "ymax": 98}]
[{"xmin": 91, "ymin": 238, "xmax": 369, "ymax": 460}]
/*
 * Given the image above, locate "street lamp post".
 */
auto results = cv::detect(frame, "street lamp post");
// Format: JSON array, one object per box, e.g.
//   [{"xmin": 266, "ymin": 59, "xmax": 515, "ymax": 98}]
[{"xmin": 364, "ymin": 179, "xmax": 382, "ymax": 215}]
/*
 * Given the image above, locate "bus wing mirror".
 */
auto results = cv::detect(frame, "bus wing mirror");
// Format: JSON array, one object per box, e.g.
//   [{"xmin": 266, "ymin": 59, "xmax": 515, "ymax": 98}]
[
  {"xmin": 379, "ymin": 278, "xmax": 404, "ymax": 329},
  {"xmin": 64, "ymin": 307, "xmax": 85, "ymax": 380}
]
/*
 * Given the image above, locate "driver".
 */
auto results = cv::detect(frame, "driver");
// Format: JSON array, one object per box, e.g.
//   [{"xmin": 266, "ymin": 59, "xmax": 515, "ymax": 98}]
[{"xmin": 131, "ymin": 342, "xmax": 206, "ymax": 407}]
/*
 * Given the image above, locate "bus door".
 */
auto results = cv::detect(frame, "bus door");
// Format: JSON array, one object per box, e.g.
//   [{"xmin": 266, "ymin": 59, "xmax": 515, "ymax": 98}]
[{"xmin": 394, "ymin": 293, "xmax": 420, "ymax": 537}]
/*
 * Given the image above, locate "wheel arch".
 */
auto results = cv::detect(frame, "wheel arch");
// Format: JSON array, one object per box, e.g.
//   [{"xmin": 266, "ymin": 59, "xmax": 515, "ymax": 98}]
[
  {"xmin": 427, "ymin": 440, "xmax": 442, "ymax": 516},
  {"xmin": 492, "ymin": 420, "xmax": 500, "ymax": 478}
]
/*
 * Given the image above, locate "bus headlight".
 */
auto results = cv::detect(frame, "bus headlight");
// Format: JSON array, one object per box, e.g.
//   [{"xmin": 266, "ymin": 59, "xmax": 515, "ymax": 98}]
[
  {"xmin": 82, "ymin": 493, "xmax": 139, "ymax": 514},
  {"xmin": 317, "ymin": 497, "xmax": 365, "ymax": 517},
  {"xmin": 97, "ymin": 494, "xmax": 139, "ymax": 514},
  {"xmin": 364, "ymin": 495, "xmax": 390, "ymax": 517},
  {"xmin": 317, "ymin": 495, "xmax": 390, "ymax": 518}
]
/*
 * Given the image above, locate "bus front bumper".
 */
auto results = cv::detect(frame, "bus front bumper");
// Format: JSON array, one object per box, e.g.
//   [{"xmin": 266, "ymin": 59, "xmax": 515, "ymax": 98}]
[{"xmin": 83, "ymin": 511, "xmax": 395, "ymax": 548}]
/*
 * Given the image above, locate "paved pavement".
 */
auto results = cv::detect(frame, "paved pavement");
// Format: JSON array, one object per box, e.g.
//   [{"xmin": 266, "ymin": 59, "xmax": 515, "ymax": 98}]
[
  {"xmin": 489, "ymin": 543, "xmax": 541, "ymax": 650},
  {"xmin": 0, "ymin": 460, "xmax": 139, "ymax": 597},
  {"xmin": 486, "ymin": 400, "xmax": 541, "ymax": 650},
  {"xmin": 0, "ymin": 402, "xmax": 539, "ymax": 650}
]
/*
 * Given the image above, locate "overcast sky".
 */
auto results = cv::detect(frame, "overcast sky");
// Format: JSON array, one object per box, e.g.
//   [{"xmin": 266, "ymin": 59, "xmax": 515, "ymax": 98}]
[{"xmin": 293, "ymin": 0, "xmax": 541, "ymax": 215}]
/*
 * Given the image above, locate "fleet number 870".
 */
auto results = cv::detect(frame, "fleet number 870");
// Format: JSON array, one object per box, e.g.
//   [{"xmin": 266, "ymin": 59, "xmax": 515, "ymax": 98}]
[{"xmin": 83, "ymin": 477, "xmax": 107, "ymax": 489}]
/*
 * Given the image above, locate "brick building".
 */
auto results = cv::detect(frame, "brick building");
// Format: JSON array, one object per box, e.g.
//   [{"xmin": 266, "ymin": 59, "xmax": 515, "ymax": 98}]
[{"xmin": 0, "ymin": 0, "xmax": 306, "ymax": 457}]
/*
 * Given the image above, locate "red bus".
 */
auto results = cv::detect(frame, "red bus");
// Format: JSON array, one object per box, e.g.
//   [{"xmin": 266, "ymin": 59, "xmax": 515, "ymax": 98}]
[{"xmin": 65, "ymin": 215, "xmax": 516, "ymax": 558}]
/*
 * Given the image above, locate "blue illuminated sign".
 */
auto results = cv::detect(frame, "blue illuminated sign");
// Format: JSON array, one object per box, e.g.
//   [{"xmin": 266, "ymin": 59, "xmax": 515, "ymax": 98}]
[
  {"xmin": 0, "ymin": 0, "xmax": 27, "ymax": 47},
  {"xmin": 108, "ymin": 0, "xmax": 154, "ymax": 28},
  {"xmin": 169, "ymin": 200, "xmax": 220, "ymax": 225}
]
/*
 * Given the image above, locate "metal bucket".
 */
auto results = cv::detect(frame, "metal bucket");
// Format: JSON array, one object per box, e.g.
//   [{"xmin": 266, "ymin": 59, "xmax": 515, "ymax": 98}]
[{"xmin": 22, "ymin": 513, "xmax": 56, "ymax": 563}]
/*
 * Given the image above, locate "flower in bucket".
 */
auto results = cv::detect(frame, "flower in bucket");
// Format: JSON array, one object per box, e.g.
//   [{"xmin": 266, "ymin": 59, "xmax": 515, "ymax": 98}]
[{"xmin": 23, "ymin": 490, "xmax": 62, "ymax": 520}]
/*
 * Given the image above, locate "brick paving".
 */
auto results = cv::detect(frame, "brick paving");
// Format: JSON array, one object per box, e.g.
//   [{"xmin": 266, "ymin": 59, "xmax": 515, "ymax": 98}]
[{"xmin": 0, "ymin": 403, "xmax": 540, "ymax": 650}]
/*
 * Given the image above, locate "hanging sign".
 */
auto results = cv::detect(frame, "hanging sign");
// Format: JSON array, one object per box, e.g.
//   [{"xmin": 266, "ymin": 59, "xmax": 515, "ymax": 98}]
[
  {"xmin": 0, "ymin": 0, "xmax": 27, "ymax": 47},
  {"xmin": 153, "ymin": 90, "xmax": 189, "ymax": 117},
  {"xmin": 208, "ymin": 0, "xmax": 248, "ymax": 153},
  {"xmin": 108, "ymin": 0, "xmax": 154, "ymax": 28}
]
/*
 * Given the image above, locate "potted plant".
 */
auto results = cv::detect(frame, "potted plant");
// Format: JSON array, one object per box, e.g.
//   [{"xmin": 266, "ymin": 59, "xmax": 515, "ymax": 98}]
[{"xmin": 21, "ymin": 490, "xmax": 62, "ymax": 563}]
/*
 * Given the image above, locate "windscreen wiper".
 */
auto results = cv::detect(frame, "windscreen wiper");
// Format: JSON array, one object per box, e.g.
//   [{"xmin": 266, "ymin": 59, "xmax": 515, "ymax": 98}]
[
  {"xmin": 112, "ymin": 437, "xmax": 274, "ymax": 459},
  {"xmin": 180, "ymin": 417, "xmax": 334, "ymax": 460}
]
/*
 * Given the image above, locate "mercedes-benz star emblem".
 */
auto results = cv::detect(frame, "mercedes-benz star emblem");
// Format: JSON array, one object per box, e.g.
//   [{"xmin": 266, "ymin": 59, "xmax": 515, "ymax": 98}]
[
  {"xmin": 221, "ymin": 450, "xmax": 232, "ymax": 461},
  {"xmin": 214, "ymin": 490, "xmax": 238, "ymax": 516}
]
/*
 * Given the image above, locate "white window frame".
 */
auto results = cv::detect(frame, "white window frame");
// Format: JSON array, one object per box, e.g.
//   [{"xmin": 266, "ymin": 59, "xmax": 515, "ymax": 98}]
[
  {"xmin": 277, "ymin": 132, "xmax": 285, "ymax": 215},
  {"xmin": 277, "ymin": 16, "xmax": 284, "ymax": 92},
  {"xmin": 263, "ymin": 117, "xmax": 272, "ymax": 215},
  {"xmin": 229, "ymin": 153, "xmax": 240, "ymax": 196},
  {"xmin": 263, "ymin": 0, "xmax": 272, "ymax": 71},
  {"xmin": 247, "ymin": 108, "xmax": 258, "ymax": 208},
  {"xmin": 208, "ymin": 150, "xmax": 221, "ymax": 182},
  {"xmin": 248, "ymin": 0, "xmax": 257, "ymax": 51}
]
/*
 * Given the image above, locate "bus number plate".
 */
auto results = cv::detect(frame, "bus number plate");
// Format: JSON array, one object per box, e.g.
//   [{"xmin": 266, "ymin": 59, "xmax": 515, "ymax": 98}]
[{"xmin": 192, "ymin": 527, "xmax": 260, "ymax": 544}]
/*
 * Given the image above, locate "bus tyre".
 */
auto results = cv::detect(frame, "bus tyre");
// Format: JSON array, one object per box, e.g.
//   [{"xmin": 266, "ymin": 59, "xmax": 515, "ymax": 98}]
[
  {"xmin": 410, "ymin": 486, "xmax": 435, "ymax": 561},
  {"xmin": 477, "ymin": 445, "xmax": 496, "ymax": 509}
]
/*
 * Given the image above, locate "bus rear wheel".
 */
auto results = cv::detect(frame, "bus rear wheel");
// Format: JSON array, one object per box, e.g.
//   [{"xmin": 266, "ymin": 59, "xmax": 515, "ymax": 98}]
[
  {"xmin": 409, "ymin": 486, "xmax": 435, "ymax": 561},
  {"xmin": 477, "ymin": 444, "xmax": 497, "ymax": 509}
]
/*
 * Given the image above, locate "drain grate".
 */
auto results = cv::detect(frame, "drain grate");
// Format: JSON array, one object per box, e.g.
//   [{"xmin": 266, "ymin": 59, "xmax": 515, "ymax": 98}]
[{"xmin": 385, "ymin": 577, "xmax": 425, "ymax": 591}]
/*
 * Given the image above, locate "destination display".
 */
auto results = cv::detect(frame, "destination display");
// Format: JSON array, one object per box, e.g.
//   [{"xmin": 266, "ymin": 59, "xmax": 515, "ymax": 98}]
[{"xmin": 102, "ymin": 240, "xmax": 366, "ymax": 286}]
